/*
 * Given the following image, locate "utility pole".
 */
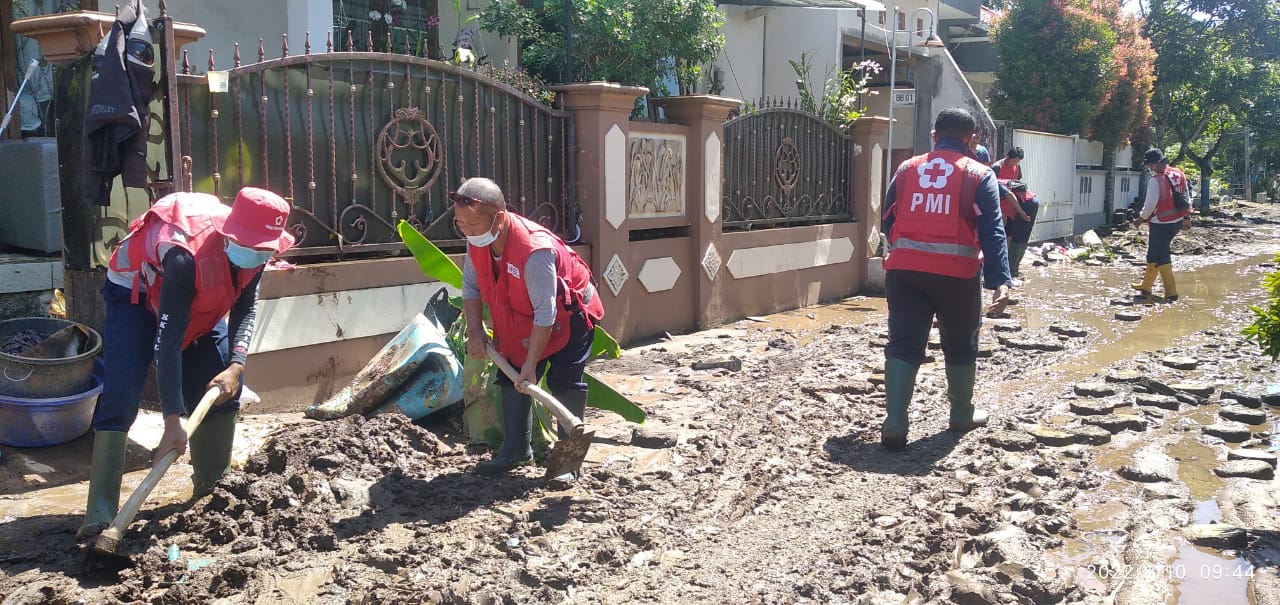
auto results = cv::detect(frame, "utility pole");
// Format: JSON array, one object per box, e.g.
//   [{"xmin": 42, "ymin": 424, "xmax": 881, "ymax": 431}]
[{"xmin": 1244, "ymin": 129, "xmax": 1252, "ymax": 203}]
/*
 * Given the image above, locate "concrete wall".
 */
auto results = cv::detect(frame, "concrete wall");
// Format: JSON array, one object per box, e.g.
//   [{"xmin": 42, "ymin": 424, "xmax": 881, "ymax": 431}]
[
  {"xmin": 139, "ymin": 1, "xmax": 516, "ymax": 71},
  {"xmin": 717, "ymin": 6, "xmax": 844, "ymax": 104}
]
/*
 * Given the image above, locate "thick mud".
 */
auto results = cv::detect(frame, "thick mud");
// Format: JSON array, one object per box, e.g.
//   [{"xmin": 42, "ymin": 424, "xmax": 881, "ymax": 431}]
[{"xmin": 2, "ymin": 203, "xmax": 1279, "ymax": 604}]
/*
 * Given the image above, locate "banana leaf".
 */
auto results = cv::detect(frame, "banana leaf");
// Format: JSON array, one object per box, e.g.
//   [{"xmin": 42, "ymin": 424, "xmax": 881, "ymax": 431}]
[{"xmin": 398, "ymin": 220, "xmax": 462, "ymax": 289}]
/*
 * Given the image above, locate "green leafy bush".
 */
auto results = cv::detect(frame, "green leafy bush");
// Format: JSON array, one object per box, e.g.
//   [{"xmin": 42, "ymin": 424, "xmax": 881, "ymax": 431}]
[
  {"xmin": 1243, "ymin": 253, "xmax": 1280, "ymax": 360},
  {"xmin": 479, "ymin": 0, "xmax": 724, "ymax": 96}
]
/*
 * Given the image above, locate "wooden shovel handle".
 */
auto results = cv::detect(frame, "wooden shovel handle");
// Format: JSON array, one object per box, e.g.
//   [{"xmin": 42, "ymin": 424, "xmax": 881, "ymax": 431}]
[
  {"xmin": 484, "ymin": 343, "xmax": 583, "ymax": 431},
  {"xmin": 106, "ymin": 387, "xmax": 222, "ymax": 537}
]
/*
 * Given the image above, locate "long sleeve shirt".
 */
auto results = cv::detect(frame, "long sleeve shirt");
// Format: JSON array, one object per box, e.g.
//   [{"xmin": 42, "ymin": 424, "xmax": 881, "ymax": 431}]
[
  {"xmin": 882, "ymin": 137, "xmax": 1012, "ymax": 290},
  {"xmin": 153, "ymin": 248, "xmax": 262, "ymax": 416},
  {"xmin": 461, "ymin": 248, "xmax": 559, "ymax": 327}
]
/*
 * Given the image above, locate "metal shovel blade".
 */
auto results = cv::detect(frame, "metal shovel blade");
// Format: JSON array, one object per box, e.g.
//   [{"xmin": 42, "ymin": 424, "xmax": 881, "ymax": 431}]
[{"xmin": 543, "ymin": 429, "xmax": 595, "ymax": 480}]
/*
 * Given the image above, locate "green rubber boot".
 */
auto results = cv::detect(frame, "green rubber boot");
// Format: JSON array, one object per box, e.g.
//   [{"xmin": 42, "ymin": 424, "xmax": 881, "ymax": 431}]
[
  {"xmin": 77, "ymin": 430, "xmax": 127, "ymax": 541},
  {"xmin": 189, "ymin": 410, "xmax": 238, "ymax": 498},
  {"xmin": 881, "ymin": 358, "xmax": 919, "ymax": 450},
  {"xmin": 475, "ymin": 384, "xmax": 533, "ymax": 475},
  {"xmin": 945, "ymin": 364, "xmax": 989, "ymax": 432},
  {"xmin": 1009, "ymin": 242, "xmax": 1028, "ymax": 277}
]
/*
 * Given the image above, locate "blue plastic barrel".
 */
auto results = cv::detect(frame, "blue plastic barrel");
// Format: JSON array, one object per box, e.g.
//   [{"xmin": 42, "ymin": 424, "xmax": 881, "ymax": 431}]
[{"xmin": 0, "ymin": 373, "xmax": 103, "ymax": 447}]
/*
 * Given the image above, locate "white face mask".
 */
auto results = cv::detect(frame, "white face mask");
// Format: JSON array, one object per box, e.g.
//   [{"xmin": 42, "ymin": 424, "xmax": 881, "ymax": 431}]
[{"xmin": 466, "ymin": 213, "xmax": 501, "ymax": 248}]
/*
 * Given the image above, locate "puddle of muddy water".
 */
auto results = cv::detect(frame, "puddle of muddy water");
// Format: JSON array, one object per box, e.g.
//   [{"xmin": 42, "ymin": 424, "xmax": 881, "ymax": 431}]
[{"xmin": 1172, "ymin": 500, "xmax": 1257, "ymax": 605}]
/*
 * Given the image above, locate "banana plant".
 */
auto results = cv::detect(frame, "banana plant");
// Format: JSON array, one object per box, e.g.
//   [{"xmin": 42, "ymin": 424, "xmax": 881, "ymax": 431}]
[{"xmin": 398, "ymin": 221, "xmax": 644, "ymax": 446}]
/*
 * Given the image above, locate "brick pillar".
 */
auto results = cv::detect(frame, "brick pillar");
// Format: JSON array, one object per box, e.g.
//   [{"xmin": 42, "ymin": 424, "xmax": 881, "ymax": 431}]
[
  {"xmin": 852, "ymin": 116, "xmax": 890, "ymax": 293},
  {"xmin": 554, "ymin": 83, "xmax": 648, "ymax": 340},
  {"xmin": 650, "ymin": 95, "xmax": 739, "ymax": 329}
]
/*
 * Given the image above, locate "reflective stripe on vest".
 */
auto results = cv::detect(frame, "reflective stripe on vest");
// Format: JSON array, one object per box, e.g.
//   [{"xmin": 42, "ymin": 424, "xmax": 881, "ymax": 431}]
[{"xmin": 891, "ymin": 237, "xmax": 980, "ymax": 258}]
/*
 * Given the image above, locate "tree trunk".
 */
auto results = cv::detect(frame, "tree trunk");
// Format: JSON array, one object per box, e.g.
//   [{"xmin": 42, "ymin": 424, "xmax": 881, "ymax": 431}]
[
  {"xmin": 1198, "ymin": 157, "xmax": 1213, "ymax": 212},
  {"xmin": 1102, "ymin": 144, "xmax": 1116, "ymax": 223}
]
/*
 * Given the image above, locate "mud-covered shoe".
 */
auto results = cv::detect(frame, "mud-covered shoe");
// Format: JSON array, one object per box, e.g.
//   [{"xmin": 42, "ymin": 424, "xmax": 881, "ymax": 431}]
[
  {"xmin": 474, "ymin": 452, "xmax": 533, "ymax": 474},
  {"xmin": 948, "ymin": 409, "xmax": 989, "ymax": 432}
]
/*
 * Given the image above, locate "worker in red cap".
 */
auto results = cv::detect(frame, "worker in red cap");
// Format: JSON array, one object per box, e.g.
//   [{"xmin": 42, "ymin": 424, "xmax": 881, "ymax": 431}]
[{"xmin": 78, "ymin": 187, "xmax": 295, "ymax": 541}]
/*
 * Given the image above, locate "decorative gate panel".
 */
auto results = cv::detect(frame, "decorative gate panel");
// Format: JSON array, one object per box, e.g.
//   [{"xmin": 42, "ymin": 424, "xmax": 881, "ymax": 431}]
[
  {"xmin": 721, "ymin": 106, "xmax": 856, "ymax": 230},
  {"xmin": 175, "ymin": 40, "xmax": 576, "ymax": 256}
]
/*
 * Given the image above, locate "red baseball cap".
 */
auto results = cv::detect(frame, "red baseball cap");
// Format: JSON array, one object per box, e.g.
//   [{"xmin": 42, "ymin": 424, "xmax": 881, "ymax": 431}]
[{"xmin": 220, "ymin": 187, "xmax": 296, "ymax": 253}]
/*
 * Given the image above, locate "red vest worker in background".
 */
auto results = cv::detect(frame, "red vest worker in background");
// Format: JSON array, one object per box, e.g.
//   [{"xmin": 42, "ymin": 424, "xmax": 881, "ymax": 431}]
[
  {"xmin": 1131, "ymin": 148, "xmax": 1191, "ymax": 301},
  {"xmin": 454, "ymin": 177, "xmax": 604, "ymax": 481},
  {"xmin": 880, "ymin": 107, "xmax": 1012, "ymax": 451},
  {"xmin": 80, "ymin": 188, "xmax": 294, "ymax": 540}
]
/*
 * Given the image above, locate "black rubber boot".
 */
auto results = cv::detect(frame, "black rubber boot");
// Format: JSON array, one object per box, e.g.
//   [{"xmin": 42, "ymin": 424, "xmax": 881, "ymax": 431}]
[{"xmin": 475, "ymin": 384, "xmax": 533, "ymax": 475}]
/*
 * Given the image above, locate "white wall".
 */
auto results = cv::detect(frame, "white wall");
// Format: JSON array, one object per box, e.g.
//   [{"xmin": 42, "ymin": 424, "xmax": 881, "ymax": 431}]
[
  {"xmin": 1014, "ymin": 129, "xmax": 1076, "ymax": 241},
  {"xmin": 151, "ymin": 0, "xmax": 291, "ymax": 70},
  {"xmin": 718, "ymin": 6, "xmax": 765, "ymax": 102}
]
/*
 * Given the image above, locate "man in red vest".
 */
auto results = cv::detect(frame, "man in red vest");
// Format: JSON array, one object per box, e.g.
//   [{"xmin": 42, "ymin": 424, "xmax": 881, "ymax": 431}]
[
  {"xmin": 453, "ymin": 177, "xmax": 604, "ymax": 480},
  {"xmin": 880, "ymin": 107, "xmax": 1012, "ymax": 450},
  {"xmin": 992, "ymin": 147, "xmax": 1025, "ymax": 181},
  {"xmin": 1131, "ymin": 148, "xmax": 1191, "ymax": 301},
  {"xmin": 80, "ymin": 187, "xmax": 294, "ymax": 540}
]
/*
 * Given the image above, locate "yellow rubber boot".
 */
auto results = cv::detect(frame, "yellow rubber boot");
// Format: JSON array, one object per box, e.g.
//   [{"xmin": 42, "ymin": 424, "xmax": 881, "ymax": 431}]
[
  {"xmin": 1130, "ymin": 263, "xmax": 1157, "ymax": 299},
  {"xmin": 1157, "ymin": 264, "xmax": 1178, "ymax": 301}
]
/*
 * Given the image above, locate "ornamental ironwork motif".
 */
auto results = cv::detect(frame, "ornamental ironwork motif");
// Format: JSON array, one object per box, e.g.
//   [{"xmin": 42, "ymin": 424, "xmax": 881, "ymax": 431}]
[
  {"xmin": 377, "ymin": 106, "xmax": 444, "ymax": 219},
  {"xmin": 775, "ymin": 137, "xmax": 800, "ymax": 196},
  {"xmin": 628, "ymin": 135, "xmax": 685, "ymax": 218}
]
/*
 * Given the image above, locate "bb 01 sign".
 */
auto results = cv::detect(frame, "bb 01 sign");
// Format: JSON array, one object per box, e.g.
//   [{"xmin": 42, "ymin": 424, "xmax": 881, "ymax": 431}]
[{"xmin": 891, "ymin": 89, "xmax": 916, "ymax": 107}]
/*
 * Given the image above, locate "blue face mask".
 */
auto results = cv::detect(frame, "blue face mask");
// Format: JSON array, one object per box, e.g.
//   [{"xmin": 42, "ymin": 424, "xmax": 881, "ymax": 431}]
[{"xmin": 226, "ymin": 240, "xmax": 274, "ymax": 268}]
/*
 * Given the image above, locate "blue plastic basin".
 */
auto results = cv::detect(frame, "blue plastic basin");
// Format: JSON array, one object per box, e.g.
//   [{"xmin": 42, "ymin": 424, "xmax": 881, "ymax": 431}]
[{"xmin": 0, "ymin": 373, "xmax": 103, "ymax": 448}]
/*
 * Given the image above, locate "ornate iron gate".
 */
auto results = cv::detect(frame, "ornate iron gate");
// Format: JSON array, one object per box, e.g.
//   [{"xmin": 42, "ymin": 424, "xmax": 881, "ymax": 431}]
[
  {"xmin": 174, "ymin": 35, "xmax": 576, "ymax": 256},
  {"xmin": 721, "ymin": 104, "xmax": 856, "ymax": 230}
]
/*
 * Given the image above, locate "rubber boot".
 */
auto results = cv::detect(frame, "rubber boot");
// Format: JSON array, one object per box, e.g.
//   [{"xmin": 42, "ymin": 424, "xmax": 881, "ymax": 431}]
[
  {"xmin": 189, "ymin": 409, "xmax": 238, "ymax": 498},
  {"xmin": 77, "ymin": 430, "xmax": 127, "ymax": 541},
  {"xmin": 549, "ymin": 389, "xmax": 589, "ymax": 484},
  {"xmin": 945, "ymin": 364, "xmax": 989, "ymax": 432},
  {"xmin": 475, "ymin": 385, "xmax": 533, "ymax": 475},
  {"xmin": 1008, "ymin": 242, "xmax": 1028, "ymax": 278},
  {"xmin": 1131, "ymin": 263, "xmax": 1157, "ymax": 300},
  {"xmin": 881, "ymin": 358, "xmax": 919, "ymax": 451},
  {"xmin": 1157, "ymin": 264, "xmax": 1179, "ymax": 301}
]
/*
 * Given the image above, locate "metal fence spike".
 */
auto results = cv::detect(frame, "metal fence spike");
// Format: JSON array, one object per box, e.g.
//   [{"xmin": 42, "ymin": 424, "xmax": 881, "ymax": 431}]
[
  {"xmin": 182, "ymin": 49, "xmax": 190, "ymax": 75},
  {"xmin": 207, "ymin": 49, "xmax": 215, "ymax": 71},
  {"xmin": 305, "ymin": 32, "xmax": 312, "ymax": 55},
  {"xmin": 346, "ymin": 30, "xmax": 355, "ymax": 52},
  {"xmin": 282, "ymin": 33, "xmax": 290, "ymax": 58},
  {"xmin": 258, "ymin": 38, "xmax": 265, "ymax": 62},
  {"xmin": 158, "ymin": 0, "xmax": 167, "ymax": 17},
  {"xmin": 326, "ymin": 32, "xmax": 333, "ymax": 53},
  {"xmin": 234, "ymin": 42, "xmax": 241, "ymax": 68}
]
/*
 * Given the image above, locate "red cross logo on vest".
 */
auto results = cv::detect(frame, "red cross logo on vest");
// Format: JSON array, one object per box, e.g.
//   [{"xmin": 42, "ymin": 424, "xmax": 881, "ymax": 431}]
[{"xmin": 918, "ymin": 158, "xmax": 954, "ymax": 189}]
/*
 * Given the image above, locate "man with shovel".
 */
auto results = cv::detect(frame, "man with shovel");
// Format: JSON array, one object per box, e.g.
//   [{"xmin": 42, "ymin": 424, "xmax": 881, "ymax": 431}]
[
  {"xmin": 79, "ymin": 187, "xmax": 294, "ymax": 540},
  {"xmin": 452, "ymin": 177, "xmax": 604, "ymax": 481},
  {"xmin": 879, "ymin": 107, "xmax": 1012, "ymax": 450}
]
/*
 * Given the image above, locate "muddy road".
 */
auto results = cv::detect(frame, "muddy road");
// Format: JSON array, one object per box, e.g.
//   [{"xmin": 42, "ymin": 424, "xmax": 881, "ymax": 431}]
[{"xmin": 2, "ymin": 202, "xmax": 1279, "ymax": 604}]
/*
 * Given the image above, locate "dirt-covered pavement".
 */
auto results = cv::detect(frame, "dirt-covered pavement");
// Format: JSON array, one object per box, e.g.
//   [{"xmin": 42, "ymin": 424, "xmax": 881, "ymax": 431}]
[{"xmin": 2, "ymin": 202, "xmax": 1280, "ymax": 604}]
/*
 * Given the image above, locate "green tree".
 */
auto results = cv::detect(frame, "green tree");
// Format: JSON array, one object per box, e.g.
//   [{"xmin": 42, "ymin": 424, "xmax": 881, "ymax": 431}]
[
  {"xmin": 1143, "ymin": 0, "xmax": 1280, "ymax": 206},
  {"xmin": 989, "ymin": 0, "xmax": 1116, "ymax": 134},
  {"xmin": 1086, "ymin": 0, "xmax": 1155, "ymax": 218},
  {"xmin": 479, "ymin": 0, "xmax": 724, "ymax": 97}
]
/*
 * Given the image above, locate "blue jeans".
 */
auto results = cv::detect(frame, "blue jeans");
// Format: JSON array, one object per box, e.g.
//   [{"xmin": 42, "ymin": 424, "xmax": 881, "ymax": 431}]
[
  {"xmin": 1146, "ymin": 221, "xmax": 1180, "ymax": 265},
  {"xmin": 92, "ymin": 282, "xmax": 241, "ymax": 432}
]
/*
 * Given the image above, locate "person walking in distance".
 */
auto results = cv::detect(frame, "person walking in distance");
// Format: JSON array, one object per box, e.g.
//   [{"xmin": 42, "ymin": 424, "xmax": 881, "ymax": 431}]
[
  {"xmin": 879, "ymin": 107, "xmax": 1012, "ymax": 450},
  {"xmin": 1131, "ymin": 148, "xmax": 1191, "ymax": 302}
]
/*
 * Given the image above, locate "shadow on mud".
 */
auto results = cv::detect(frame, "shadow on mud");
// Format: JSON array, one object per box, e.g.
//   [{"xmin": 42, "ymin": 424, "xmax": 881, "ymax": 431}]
[
  {"xmin": 822, "ymin": 431, "xmax": 962, "ymax": 476},
  {"xmin": 333, "ymin": 467, "xmax": 542, "ymax": 539},
  {"xmin": 0, "ymin": 511, "xmax": 143, "ymax": 587}
]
